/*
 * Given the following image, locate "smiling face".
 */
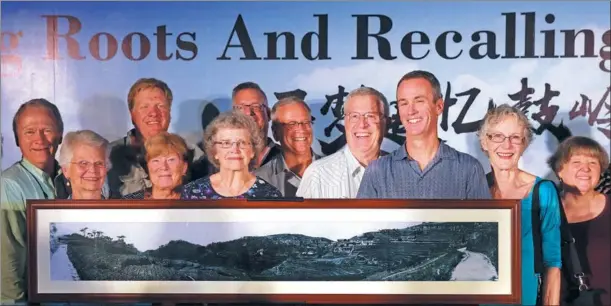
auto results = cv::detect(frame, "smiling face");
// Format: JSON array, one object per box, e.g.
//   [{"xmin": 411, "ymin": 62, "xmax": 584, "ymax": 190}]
[
  {"xmin": 344, "ymin": 94, "xmax": 386, "ymax": 157},
  {"xmin": 16, "ymin": 105, "xmax": 62, "ymax": 170},
  {"xmin": 213, "ymin": 128, "xmax": 256, "ymax": 171},
  {"xmin": 272, "ymin": 102, "xmax": 313, "ymax": 156},
  {"xmin": 557, "ymin": 152, "xmax": 602, "ymax": 194},
  {"xmin": 396, "ymin": 78, "xmax": 443, "ymax": 139},
  {"xmin": 481, "ymin": 115, "xmax": 527, "ymax": 171},
  {"xmin": 63, "ymin": 144, "xmax": 108, "ymax": 196},
  {"xmin": 130, "ymin": 87, "xmax": 171, "ymax": 140},
  {"xmin": 233, "ymin": 88, "xmax": 270, "ymax": 138},
  {"xmin": 147, "ymin": 151, "xmax": 187, "ymax": 190}
]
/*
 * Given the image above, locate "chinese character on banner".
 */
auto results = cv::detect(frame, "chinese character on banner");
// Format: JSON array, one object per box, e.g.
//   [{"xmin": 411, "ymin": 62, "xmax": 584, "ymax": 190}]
[
  {"xmin": 508, "ymin": 78, "xmax": 568, "ymax": 141},
  {"xmin": 569, "ymin": 87, "xmax": 611, "ymax": 139},
  {"xmin": 440, "ymin": 82, "xmax": 495, "ymax": 134},
  {"xmin": 317, "ymin": 85, "xmax": 370, "ymax": 155},
  {"xmin": 321, "ymin": 85, "xmax": 349, "ymax": 137},
  {"xmin": 273, "ymin": 89, "xmax": 315, "ymax": 122},
  {"xmin": 386, "ymin": 100, "xmax": 406, "ymax": 145},
  {"xmin": 273, "ymin": 89, "xmax": 307, "ymax": 101}
]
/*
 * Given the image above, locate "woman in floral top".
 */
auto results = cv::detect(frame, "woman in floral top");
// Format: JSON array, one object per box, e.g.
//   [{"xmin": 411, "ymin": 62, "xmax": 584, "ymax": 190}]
[{"xmin": 181, "ymin": 111, "xmax": 281, "ymax": 199}]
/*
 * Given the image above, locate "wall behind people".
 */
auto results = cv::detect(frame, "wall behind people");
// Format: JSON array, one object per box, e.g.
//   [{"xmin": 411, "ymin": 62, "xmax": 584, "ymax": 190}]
[{"xmin": 1, "ymin": 1, "xmax": 610, "ymax": 180}]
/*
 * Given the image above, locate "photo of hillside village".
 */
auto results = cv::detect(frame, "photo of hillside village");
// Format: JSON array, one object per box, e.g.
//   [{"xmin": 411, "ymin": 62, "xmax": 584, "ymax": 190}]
[{"xmin": 50, "ymin": 222, "xmax": 498, "ymax": 282}]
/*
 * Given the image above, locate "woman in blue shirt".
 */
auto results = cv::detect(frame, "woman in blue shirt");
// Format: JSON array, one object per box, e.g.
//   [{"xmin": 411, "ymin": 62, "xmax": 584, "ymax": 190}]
[{"xmin": 477, "ymin": 104, "xmax": 562, "ymax": 305}]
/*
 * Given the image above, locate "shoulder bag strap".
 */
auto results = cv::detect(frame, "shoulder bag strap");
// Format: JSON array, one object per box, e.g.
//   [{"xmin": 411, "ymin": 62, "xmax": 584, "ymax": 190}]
[
  {"xmin": 532, "ymin": 179, "xmax": 545, "ymax": 275},
  {"xmin": 533, "ymin": 180, "xmax": 588, "ymax": 291}
]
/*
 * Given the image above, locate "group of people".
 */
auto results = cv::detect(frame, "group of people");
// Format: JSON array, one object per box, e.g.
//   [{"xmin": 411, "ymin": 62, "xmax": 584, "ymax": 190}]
[{"xmin": 1, "ymin": 70, "xmax": 610, "ymax": 306}]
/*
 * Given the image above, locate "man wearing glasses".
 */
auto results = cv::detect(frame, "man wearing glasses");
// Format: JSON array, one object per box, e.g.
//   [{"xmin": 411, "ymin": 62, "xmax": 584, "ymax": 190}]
[
  {"xmin": 356, "ymin": 70, "xmax": 491, "ymax": 199},
  {"xmin": 231, "ymin": 81, "xmax": 282, "ymax": 168},
  {"xmin": 297, "ymin": 87, "xmax": 389, "ymax": 198},
  {"xmin": 255, "ymin": 97, "xmax": 321, "ymax": 197}
]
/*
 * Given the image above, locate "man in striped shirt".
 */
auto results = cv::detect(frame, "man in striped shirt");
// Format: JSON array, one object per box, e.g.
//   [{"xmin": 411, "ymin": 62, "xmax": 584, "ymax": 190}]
[{"xmin": 296, "ymin": 87, "xmax": 389, "ymax": 198}]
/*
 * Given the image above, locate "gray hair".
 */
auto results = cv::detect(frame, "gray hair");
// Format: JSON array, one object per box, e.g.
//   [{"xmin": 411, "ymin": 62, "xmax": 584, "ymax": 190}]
[
  {"xmin": 476, "ymin": 104, "xmax": 534, "ymax": 150},
  {"xmin": 396, "ymin": 70, "xmax": 443, "ymax": 101},
  {"xmin": 59, "ymin": 130, "xmax": 111, "ymax": 169},
  {"xmin": 270, "ymin": 96, "xmax": 312, "ymax": 122},
  {"xmin": 203, "ymin": 110, "xmax": 265, "ymax": 170},
  {"xmin": 345, "ymin": 86, "xmax": 390, "ymax": 117}
]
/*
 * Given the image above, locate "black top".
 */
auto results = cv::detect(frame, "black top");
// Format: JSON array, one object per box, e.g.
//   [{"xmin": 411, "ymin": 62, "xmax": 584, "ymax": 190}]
[
  {"xmin": 563, "ymin": 194, "xmax": 611, "ymax": 305},
  {"xmin": 181, "ymin": 176, "xmax": 282, "ymax": 200}
]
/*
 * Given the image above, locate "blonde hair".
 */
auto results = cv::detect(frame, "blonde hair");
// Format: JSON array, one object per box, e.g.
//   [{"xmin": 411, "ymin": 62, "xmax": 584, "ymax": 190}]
[
  {"xmin": 203, "ymin": 110, "xmax": 264, "ymax": 170},
  {"xmin": 547, "ymin": 136, "xmax": 609, "ymax": 175},
  {"xmin": 144, "ymin": 132, "xmax": 189, "ymax": 163},
  {"xmin": 476, "ymin": 104, "xmax": 534, "ymax": 152},
  {"xmin": 127, "ymin": 78, "xmax": 173, "ymax": 111}
]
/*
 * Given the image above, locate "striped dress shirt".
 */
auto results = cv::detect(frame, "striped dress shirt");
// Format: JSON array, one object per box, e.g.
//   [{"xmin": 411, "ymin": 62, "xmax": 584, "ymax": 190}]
[{"xmin": 296, "ymin": 145, "xmax": 366, "ymax": 199}]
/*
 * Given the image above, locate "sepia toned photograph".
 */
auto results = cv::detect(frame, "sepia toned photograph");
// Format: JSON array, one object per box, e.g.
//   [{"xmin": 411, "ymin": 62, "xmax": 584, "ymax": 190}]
[
  {"xmin": 50, "ymin": 221, "xmax": 499, "ymax": 282},
  {"xmin": 29, "ymin": 200, "xmax": 520, "ymax": 304}
]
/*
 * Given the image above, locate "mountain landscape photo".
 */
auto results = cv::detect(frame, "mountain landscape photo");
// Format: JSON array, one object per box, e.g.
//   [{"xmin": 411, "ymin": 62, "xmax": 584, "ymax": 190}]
[{"xmin": 49, "ymin": 221, "xmax": 498, "ymax": 282}]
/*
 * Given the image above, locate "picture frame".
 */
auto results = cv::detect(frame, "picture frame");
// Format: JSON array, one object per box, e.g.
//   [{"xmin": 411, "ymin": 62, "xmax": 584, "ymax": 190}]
[{"xmin": 27, "ymin": 198, "xmax": 521, "ymax": 305}]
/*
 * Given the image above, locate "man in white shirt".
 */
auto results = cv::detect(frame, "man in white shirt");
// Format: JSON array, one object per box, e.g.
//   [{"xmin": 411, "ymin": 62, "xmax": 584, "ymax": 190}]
[{"xmin": 296, "ymin": 87, "xmax": 389, "ymax": 198}]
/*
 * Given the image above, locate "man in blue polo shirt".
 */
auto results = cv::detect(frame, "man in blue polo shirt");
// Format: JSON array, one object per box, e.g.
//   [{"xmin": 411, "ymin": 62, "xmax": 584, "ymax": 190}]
[
  {"xmin": 357, "ymin": 70, "xmax": 491, "ymax": 199},
  {"xmin": 1, "ymin": 99, "xmax": 66, "ymax": 304}
]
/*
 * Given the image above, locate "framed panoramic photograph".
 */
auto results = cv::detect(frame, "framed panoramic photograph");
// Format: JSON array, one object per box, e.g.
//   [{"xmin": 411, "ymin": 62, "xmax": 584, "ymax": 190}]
[{"xmin": 27, "ymin": 199, "xmax": 521, "ymax": 304}]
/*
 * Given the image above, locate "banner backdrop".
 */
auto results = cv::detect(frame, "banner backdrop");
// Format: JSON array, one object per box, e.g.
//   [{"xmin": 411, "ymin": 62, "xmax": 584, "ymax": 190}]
[{"xmin": 1, "ymin": 1, "xmax": 610, "ymax": 181}]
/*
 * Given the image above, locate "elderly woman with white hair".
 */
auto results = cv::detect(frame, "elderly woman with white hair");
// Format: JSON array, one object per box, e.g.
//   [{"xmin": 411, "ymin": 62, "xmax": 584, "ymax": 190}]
[
  {"xmin": 58, "ymin": 130, "xmax": 110, "ymax": 200},
  {"xmin": 181, "ymin": 110, "xmax": 281, "ymax": 199},
  {"xmin": 477, "ymin": 104, "xmax": 562, "ymax": 306}
]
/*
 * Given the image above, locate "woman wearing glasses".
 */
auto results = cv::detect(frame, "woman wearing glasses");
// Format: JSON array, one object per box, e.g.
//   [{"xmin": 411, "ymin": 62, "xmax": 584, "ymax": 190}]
[
  {"xmin": 477, "ymin": 104, "xmax": 562, "ymax": 305},
  {"xmin": 58, "ymin": 130, "xmax": 110, "ymax": 200},
  {"xmin": 123, "ymin": 132, "xmax": 189, "ymax": 200},
  {"xmin": 181, "ymin": 111, "xmax": 281, "ymax": 199}
]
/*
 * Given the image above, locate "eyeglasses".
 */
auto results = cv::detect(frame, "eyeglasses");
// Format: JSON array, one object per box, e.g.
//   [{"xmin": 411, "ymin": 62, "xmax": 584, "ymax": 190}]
[
  {"xmin": 233, "ymin": 104, "xmax": 266, "ymax": 113},
  {"xmin": 71, "ymin": 160, "xmax": 106, "ymax": 171},
  {"xmin": 486, "ymin": 133, "xmax": 524, "ymax": 145},
  {"xmin": 345, "ymin": 112, "xmax": 382, "ymax": 124},
  {"xmin": 278, "ymin": 120, "xmax": 312, "ymax": 130},
  {"xmin": 214, "ymin": 140, "xmax": 252, "ymax": 149}
]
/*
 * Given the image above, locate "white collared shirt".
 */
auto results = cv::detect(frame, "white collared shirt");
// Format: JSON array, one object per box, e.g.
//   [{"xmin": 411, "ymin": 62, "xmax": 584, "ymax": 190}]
[{"xmin": 296, "ymin": 145, "xmax": 365, "ymax": 199}]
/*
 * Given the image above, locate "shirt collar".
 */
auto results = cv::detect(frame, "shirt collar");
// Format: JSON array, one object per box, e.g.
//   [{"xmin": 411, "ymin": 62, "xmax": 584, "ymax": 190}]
[
  {"xmin": 273, "ymin": 150, "xmax": 321, "ymax": 175},
  {"xmin": 392, "ymin": 139, "xmax": 456, "ymax": 161},
  {"xmin": 20, "ymin": 157, "xmax": 61, "ymax": 181},
  {"xmin": 125, "ymin": 128, "xmax": 140, "ymax": 145},
  {"xmin": 343, "ymin": 145, "xmax": 365, "ymax": 177}
]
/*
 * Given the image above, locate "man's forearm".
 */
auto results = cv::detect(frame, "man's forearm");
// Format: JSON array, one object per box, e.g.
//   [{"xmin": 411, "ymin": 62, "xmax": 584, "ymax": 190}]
[{"xmin": 1, "ymin": 209, "xmax": 27, "ymax": 302}]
